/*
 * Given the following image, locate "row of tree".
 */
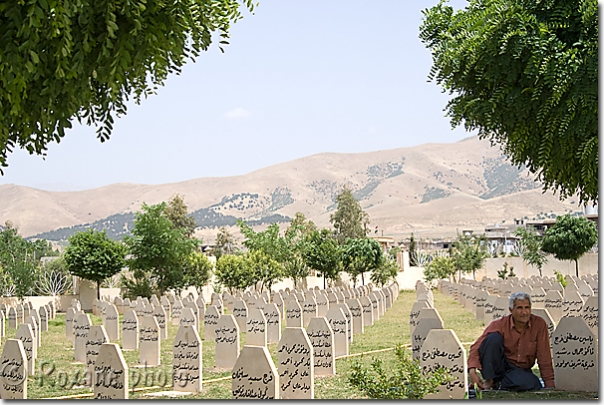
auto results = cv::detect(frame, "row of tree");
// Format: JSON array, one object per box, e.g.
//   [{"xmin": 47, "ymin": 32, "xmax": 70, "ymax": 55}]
[
  {"xmin": 42, "ymin": 187, "xmax": 399, "ymax": 300},
  {"xmin": 424, "ymin": 214, "xmax": 598, "ymax": 282}
]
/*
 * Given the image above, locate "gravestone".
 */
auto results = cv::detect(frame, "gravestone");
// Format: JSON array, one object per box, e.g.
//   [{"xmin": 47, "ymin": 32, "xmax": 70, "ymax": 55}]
[
  {"xmin": 184, "ymin": 301, "xmax": 199, "ymax": 331},
  {"xmin": 315, "ymin": 293, "xmax": 329, "ymax": 317},
  {"xmin": 345, "ymin": 298, "xmax": 364, "ymax": 335},
  {"xmin": 561, "ymin": 291, "xmax": 584, "ymax": 318},
  {"xmin": 215, "ymin": 315, "xmax": 240, "ymax": 370},
  {"xmin": 232, "ymin": 346, "xmax": 279, "ymax": 399},
  {"xmin": 490, "ymin": 296, "xmax": 509, "ymax": 322},
  {"xmin": 326, "ymin": 307, "xmax": 348, "ymax": 358},
  {"xmin": 0, "ymin": 339, "xmax": 28, "ymax": 399},
  {"xmin": 411, "ymin": 318, "xmax": 444, "ymax": 361},
  {"xmin": 552, "ymin": 316, "xmax": 598, "ymax": 392},
  {"xmin": 204, "ymin": 305, "xmax": 220, "ymax": 342},
  {"xmin": 160, "ymin": 296, "xmax": 172, "ymax": 321},
  {"xmin": 580, "ymin": 296, "xmax": 598, "ymax": 339},
  {"xmin": 7, "ymin": 307, "xmax": 17, "ymax": 329},
  {"xmin": 173, "ymin": 324, "xmax": 202, "ymax": 393},
  {"xmin": 474, "ymin": 290, "xmax": 489, "ymax": 322},
  {"xmin": 301, "ymin": 296, "xmax": 317, "ymax": 328},
  {"xmin": 139, "ymin": 315, "xmax": 161, "ymax": 367},
  {"xmin": 153, "ymin": 305, "xmax": 168, "ymax": 340},
  {"xmin": 74, "ymin": 313, "xmax": 92, "ymax": 363},
  {"xmin": 38, "ymin": 306, "xmax": 49, "ymax": 332},
  {"xmin": 273, "ymin": 294, "xmax": 285, "ymax": 320},
  {"xmin": 333, "ymin": 303, "xmax": 353, "ymax": 344},
  {"xmin": 544, "ymin": 290, "xmax": 564, "ymax": 323},
  {"xmin": 409, "ymin": 300, "xmax": 431, "ymax": 337},
  {"xmin": 531, "ymin": 309, "xmax": 555, "ymax": 345},
  {"xmin": 121, "ymin": 309, "xmax": 139, "ymax": 350},
  {"xmin": 306, "ymin": 317, "xmax": 335, "ymax": 376},
  {"xmin": 94, "ymin": 343, "xmax": 129, "ymax": 399},
  {"xmin": 246, "ymin": 308, "xmax": 267, "ymax": 347},
  {"xmin": 104, "ymin": 304, "xmax": 120, "ymax": 342},
  {"xmin": 286, "ymin": 301, "xmax": 303, "ymax": 328},
  {"xmin": 29, "ymin": 310, "xmax": 41, "ymax": 347},
  {"xmin": 172, "ymin": 299, "xmax": 183, "ymax": 326},
  {"xmin": 232, "ymin": 299, "xmax": 248, "ymax": 332},
  {"xmin": 15, "ymin": 323, "xmax": 35, "ymax": 375},
  {"xmin": 356, "ymin": 295, "xmax": 371, "ymax": 326},
  {"xmin": 277, "ymin": 327, "xmax": 314, "ymax": 399},
  {"xmin": 326, "ymin": 292, "xmax": 338, "ymax": 308},
  {"xmin": 211, "ymin": 296, "xmax": 224, "ymax": 315},
  {"xmin": 179, "ymin": 307, "xmax": 197, "ymax": 332},
  {"xmin": 531, "ymin": 287, "xmax": 547, "ymax": 309},
  {"xmin": 65, "ymin": 307, "xmax": 77, "ymax": 345},
  {"xmin": 263, "ymin": 303, "xmax": 282, "ymax": 344},
  {"xmin": 420, "ymin": 329, "xmax": 468, "ymax": 399},
  {"xmin": 86, "ymin": 325, "xmax": 110, "ymax": 384}
]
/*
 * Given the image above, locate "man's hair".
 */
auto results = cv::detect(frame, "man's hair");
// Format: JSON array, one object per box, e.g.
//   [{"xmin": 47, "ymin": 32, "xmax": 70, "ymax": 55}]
[{"xmin": 508, "ymin": 292, "xmax": 532, "ymax": 309}]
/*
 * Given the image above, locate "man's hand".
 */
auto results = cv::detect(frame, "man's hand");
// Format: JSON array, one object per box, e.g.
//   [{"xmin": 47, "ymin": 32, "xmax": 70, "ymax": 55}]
[{"xmin": 468, "ymin": 368, "xmax": 484, "ymax": 390}]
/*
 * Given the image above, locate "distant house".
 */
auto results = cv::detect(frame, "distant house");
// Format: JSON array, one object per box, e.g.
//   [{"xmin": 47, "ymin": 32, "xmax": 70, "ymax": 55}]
[{"xmin": 483, "ymin": 223, "xmax": 520, "ymax": 255}]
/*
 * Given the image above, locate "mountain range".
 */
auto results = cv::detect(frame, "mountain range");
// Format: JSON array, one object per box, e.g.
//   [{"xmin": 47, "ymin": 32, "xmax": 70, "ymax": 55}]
[{"xmin": 0, "ymin": 136, "xmax": 580, "ymax": 244}]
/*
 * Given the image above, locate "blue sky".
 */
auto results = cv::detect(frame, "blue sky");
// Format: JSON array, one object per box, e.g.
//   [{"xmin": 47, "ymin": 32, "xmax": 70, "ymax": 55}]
[{"xmin": 0, "ymin": 0, "xmax": 475, "ymax": 191}]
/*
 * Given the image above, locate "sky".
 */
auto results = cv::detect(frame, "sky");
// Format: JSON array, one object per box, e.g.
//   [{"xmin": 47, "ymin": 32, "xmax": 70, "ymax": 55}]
[{"xmin": 0, "ymin": 0, "xmax": 476, "ymax": 192}]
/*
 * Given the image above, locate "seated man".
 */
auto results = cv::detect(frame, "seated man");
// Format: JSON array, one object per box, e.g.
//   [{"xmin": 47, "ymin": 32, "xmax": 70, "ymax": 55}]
[{"xmin": 468, "ymin": 292, "xmax": 554, "ymax": 391}]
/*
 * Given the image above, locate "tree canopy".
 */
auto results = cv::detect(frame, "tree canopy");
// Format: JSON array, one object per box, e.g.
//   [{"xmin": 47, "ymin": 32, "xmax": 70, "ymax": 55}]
[
  {"xmin": 0, "ymin": 0, "xmax": 255, "ymax": 172},
  {"xmin": 340, "ymin": 237, "xmax": 384, "ymax": 287},
  {"xmin": 330, "ymin": 186, "xmax": 370, "ymax": 244},
  {"xmin": 124, "ymin": 202, "xmax": 198, "ymax": 295},
  {"xmin": 420, "ymin": 0, "xmax": 598, "ymax": 204},
  {"xmin": 541, "ymin": 214, "xmax": 598, "ymax": 277},
  {"xmin": 303, "ymin": 228, "xmax": 342, "ymax": 289},
  {"xmin": 64, "ymin": 228, "xmax": 127, "ymax": 299},
  {"xmin": 513, "ymin": 226, "xmax": 548, "ymax": 276}
]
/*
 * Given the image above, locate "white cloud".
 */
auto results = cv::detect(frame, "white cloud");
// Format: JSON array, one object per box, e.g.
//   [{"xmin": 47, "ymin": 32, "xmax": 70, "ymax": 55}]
[{"xmin": 224, "ymin": 108, "xmax": 252, "ymax": 119}]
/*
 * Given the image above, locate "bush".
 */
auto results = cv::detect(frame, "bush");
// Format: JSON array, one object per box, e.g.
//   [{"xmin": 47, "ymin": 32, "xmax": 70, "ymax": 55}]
[{"xmin": 348, "ymin": 344, "xmax": 452, "ymax": 399}]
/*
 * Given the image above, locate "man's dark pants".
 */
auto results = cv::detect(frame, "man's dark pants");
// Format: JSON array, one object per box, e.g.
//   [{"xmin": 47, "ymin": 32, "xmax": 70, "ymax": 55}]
[{"xmin": 478, "ymin": 332, "xmax": 542, "ymax": 391}]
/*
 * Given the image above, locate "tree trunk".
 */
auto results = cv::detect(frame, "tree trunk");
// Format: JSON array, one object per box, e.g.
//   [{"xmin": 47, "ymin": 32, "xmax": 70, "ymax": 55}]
[
  {"xmin": 97, "ymin": 280, "xmax": 101, "ymax": 300},
  {"xmin": 361, "ymin": 272, "xmax": 365, "ymax": 285},
  {"xmin": 575, "ymin": 260, "xmax": 579, "ymax": 278},
  {"xmin": 323, "ymin": 274, "xmax": 326, "ymax": 289}
]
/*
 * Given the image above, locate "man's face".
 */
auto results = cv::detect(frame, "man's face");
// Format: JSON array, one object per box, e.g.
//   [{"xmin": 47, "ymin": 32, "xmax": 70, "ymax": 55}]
[{"xmin": 510, "ymin": 298, "xmax": 531, "ymax": 326}]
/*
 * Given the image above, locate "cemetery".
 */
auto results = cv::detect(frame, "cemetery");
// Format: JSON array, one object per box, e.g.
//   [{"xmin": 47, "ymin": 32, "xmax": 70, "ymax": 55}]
[{"xmin": 0, "ymin": 273, "xmax": 597, "ymax": 399}]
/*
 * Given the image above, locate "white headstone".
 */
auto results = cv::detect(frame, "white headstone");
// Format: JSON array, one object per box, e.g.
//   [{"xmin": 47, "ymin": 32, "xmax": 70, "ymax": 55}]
[
  {"xmin": 94, "ymin": 343, "xmax": 129, "ymax": 399},
  {"xmin": 173, "ymin": 324, "xmax": 202, "ymax": 392},
  {"xmin": 15, "ymin": 324, "xmax": 35, "ymax": 375},
  {"xmin": 0, "ymin": 339, "xmax": 28, "ymax": 398},
  {"xmin": 277, "ymin": 327, "xmax": 314, "ymax": 399},
  {"xmin": 232, "ymin": 345, "xmax": 279, "ymax": 399},
  {"xmin": 552, "ymin": 316, "xmax": 598, "ymax": 392},
  {"xmin": 306, "ymin": 317, "xmax": 335, "ymax": 376},
  {"xmin": 263, "ymin": 303, "xmax": 282, "ymax": 344},
  {"xmin": 215, "ymin": 315, "xmax": 240, "ymax": 370},
  {"xmin": 326, "ymin": 307, "xmax": 348, "ymax": 358},
  {"xmin": 139, "ymin": 315, "xmax": 161, "ymax": 366},
  {"xmin": 121, "ymin": 309, "xmax": 139, "ymax": 350},
  {"xmin": 420, "ymin": 329, "xmax": 468, "ymax": 399},
  {"xmin": 246, "ymin": 308, "xmax": 267, "ymax": 347},
  {"xmin": 204, "ymin": 305, "xmax": 220, "ymax": 342},
  {"xmin": 74, "ymin": 313, "xmax": 92, "ymax": 363}
]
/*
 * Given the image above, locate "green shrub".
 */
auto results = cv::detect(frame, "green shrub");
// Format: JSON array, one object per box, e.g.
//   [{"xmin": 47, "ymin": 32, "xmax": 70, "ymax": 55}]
[{"xmin": 348, "ymin": 344, "xmax": 452, "ymax": 399}]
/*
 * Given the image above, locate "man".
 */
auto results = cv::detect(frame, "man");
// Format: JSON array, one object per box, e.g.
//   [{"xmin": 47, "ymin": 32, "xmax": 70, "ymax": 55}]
[{"xmin": 468, "ymin": 292, "xmax": 555, "ymax": 391}]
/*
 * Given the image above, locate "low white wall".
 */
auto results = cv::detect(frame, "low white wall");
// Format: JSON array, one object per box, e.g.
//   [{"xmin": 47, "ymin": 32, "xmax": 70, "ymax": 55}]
[{"xmin": 477, "ymin": 252, "xmax": 598, "ymax": 280}]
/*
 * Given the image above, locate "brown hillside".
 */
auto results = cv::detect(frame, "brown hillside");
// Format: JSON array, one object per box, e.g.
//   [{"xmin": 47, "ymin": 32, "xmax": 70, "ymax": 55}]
[{"xmin": 0, "ymin": 136, "xmax": 579, "ymax": 239}]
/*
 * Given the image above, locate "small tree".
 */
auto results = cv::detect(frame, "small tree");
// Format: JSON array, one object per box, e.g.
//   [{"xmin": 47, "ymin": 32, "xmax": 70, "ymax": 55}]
[
  {"xmin": 245, "ymin": 250, "xmax": 283, "ymax": 293},
  {"xmin": 340, "ymin": 238, "xmax": 384, "ymax": 287},
  {"xmin": 304, "ymin": 228, "xmax": 342, "ymax": 289},
  {"xmin": 183, "ymin": 251, "xmax": 213, "ymax": 296},
  {"xmin": 330, "ymin": 185, "xmax": 370, "ymax": 245},
  {"xmin": 124, "ymin": 202, "xmax": 199, "ymax": 295},
  {"xmin": 541, "ymin": 214, "xmax": 598, "ymax": 277},
  {"xmin": 164, "ymin": 194, "xmax": 198, "ymax": 238},
  {"xmin": 424, "ymin": 255, "xmax": 456, "ymax": 283},
  {"xmin": 452, "ymin": 234, "xmax": 488, "ymax": 281},
  {"xmin": 214, "ymin": 254, "xmax": 251, "ymax": 294},
  {"xmin": 214, "ymin": 226, "xmax": 237, "ymax": 259},
  {"xmin": 64, "ymin": 229, "xmax": 127, "ymax": 299},
  {"xmin": 371, "ymin": 257, "xmax": 399, "ymax": 288},
  {"xmin": 514, "ymin": 227, "xmax": 548, "ymax": 276},
  {"xmin": 409, "ymin": 234, "xmax": 418, "ymax": 266}
]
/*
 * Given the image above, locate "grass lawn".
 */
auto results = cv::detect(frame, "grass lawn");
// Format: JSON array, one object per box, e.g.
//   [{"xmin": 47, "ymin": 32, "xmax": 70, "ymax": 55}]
[{"xmin": 4, "ymin": 289, "xmax": 598, "ymax": 399}]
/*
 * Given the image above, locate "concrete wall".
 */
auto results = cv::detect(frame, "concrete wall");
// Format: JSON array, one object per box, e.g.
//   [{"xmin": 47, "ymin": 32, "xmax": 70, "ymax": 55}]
[{"xmin": 477, "ymin": 252, "xmax": 598, "ymax": 280}]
